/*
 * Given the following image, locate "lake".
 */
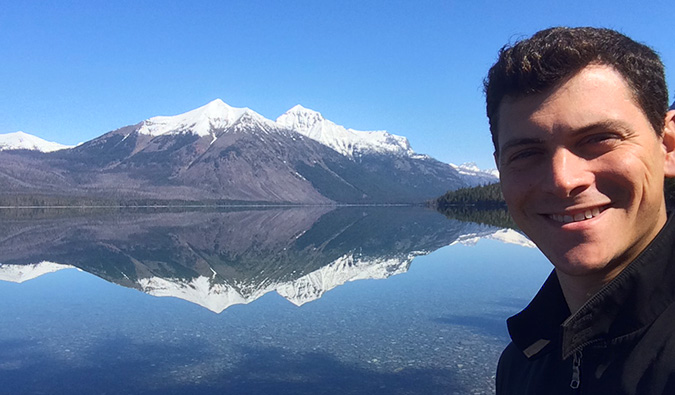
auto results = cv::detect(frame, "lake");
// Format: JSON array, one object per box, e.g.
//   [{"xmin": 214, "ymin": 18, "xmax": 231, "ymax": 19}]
[{"xmin": 0, "ymin": 207, "xmax": 551, "ymax": 394}]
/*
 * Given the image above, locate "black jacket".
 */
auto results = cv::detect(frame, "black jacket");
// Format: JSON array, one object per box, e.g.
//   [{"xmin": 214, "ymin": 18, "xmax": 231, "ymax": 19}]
[{"xmin": 496, "ymin": 213, "xmax": 675, "ymax": 394}]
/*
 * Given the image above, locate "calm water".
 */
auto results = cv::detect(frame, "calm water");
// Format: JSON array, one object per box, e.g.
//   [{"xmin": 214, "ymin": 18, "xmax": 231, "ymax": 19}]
[{"xmin": 0, "ymin": 207, "xmax": 551, "ymax": 394}]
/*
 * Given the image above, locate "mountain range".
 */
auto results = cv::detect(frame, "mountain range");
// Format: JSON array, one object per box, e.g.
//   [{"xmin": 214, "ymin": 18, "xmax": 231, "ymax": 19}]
[{"xmin": 0, "ymin": 99, "xmax": 497, "ymax": 204}]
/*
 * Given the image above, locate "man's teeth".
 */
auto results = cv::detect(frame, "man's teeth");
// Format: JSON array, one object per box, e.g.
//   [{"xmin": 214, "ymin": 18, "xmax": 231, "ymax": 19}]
[{"xmin": 549, "ymin": 207, "xmax": 601, "ymax": 223}]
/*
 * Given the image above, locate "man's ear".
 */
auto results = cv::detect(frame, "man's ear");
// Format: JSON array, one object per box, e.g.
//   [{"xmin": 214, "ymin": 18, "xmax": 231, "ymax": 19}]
[{"xmin": 663, "ymin": 110, "xmax": 675, "ymax": 177}]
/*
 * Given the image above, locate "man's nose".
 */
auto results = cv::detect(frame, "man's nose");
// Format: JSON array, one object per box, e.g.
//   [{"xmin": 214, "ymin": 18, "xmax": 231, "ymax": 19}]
[{"xmin": 544, "ymin": 148, "xmax": 592, "ymax": 197}]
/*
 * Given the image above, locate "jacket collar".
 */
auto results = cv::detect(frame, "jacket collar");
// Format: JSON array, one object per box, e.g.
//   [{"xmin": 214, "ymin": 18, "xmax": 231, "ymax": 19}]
[{"xmin": 507, "ymin": 212, "xmax": 675, "ymax": 360}]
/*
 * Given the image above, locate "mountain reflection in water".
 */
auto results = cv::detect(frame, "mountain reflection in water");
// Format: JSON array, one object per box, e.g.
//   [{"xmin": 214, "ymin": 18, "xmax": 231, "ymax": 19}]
[{"xmin": 0, "ymin": 207, "xmax": 532, "ymax": 312}]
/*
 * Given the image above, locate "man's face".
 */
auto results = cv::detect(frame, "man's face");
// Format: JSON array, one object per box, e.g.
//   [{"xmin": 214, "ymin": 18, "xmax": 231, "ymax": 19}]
[{"xmin": 496, "ymin": 65, "xmax": 673, "ymax": 279}]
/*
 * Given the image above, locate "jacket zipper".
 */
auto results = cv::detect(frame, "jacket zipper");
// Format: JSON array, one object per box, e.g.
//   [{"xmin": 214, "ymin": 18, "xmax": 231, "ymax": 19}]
[{"xmin": 570, "ymin": 350, "xmax": 582, "ymax": 390}]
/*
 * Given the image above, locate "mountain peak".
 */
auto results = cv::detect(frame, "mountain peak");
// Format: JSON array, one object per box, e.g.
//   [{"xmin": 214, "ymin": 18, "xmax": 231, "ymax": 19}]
[
  {"xmin": 287, "ymin": 104, "xmax": 315, "ymax": 113},
  {"xmin": 201, "ymin": 98, "xmax": 230, "ymax": 112},
  {"xmin": 277, "ymin": 105, "xmax": 326, "ymax": 131},
  {"xmin": 450, "ymin": 162, "xmax": 499, "ymax": 181},
  {"xmin": 0, "ymin": 131, "xmax": 73, "ymax": 152},
  {"xmin": 136, "ymin": 99, "xmax": 265, "ymax": 137},
  {"xmin": 277, "ymin": 106, "xmax": 412, "ymax": 158}
]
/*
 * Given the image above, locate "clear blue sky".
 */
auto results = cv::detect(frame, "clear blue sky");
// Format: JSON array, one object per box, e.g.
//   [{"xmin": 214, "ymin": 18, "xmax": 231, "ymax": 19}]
[{"xmin": 1, "ymin": 0, "xmax": 673, "ymax": 169}]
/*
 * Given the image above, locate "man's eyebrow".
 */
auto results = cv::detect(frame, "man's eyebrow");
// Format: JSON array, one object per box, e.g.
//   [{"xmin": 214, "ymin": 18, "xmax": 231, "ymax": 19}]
[
  {"xmin": 499, "ymin": 137, "xmax": 544, "ymax": 154},
  {"xmin": 569, "ymin": 120, "xmax": 632, "ymax": 136}
]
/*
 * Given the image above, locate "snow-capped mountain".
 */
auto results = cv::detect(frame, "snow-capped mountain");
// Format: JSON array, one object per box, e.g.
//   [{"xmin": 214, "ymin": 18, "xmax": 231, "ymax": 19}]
[
  {"xmin": 0, "ymin": 131, "xmax": 73, "ymax": 152},
  {"xmin": 136, "ymin": 99, "xmax": 275, "ymax": 138},
  {"xmin": 276, "ymin": 105, "xmax": 414, "ymax": 158},
  {"xmin": 451, "ymin": 162, "xmax": 500, "ymax": 185},
  {"xmin": 453, "ymin": 162, "xmax": 499, "ymax": 178},
  {"xmin": 0, "ymin": 99, "xmax": 497, "ymax": 204}
]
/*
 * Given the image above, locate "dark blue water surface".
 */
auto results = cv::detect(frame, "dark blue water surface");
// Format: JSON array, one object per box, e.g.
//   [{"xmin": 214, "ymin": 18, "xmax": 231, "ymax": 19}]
[{"xmin": 0, "ymin": 207, "xmax": 550, "ymax": 394}]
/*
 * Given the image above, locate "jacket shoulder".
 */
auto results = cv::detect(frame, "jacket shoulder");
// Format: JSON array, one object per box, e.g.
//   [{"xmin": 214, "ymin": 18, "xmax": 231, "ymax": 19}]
[
  {"xmin": 496, "ymin": 341, "xmax": 570, "ymax": 394},
  {"xmin": 496, "ymin": 342, "xmax": 527, "ymax": 394}
]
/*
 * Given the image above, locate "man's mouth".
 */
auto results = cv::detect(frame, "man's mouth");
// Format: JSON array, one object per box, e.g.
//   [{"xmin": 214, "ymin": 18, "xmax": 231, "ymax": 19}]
[{"xmin": 547, "ymin": 207, "xmax": 603, "ymax": 224}]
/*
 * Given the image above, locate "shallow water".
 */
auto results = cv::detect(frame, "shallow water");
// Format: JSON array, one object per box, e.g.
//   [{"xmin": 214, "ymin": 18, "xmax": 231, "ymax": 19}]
[{"xmin": 0, "ymin": 207, "xmax": 550, "ymax": 394}]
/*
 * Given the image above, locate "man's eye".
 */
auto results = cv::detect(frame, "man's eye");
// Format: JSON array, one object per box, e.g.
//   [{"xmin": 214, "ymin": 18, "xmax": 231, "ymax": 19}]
[
  {"xmin": 509, "ymin": 149, "xmax": 540, "ymax": 162},
  {"xmin": 583, "ymin": 133, "xmax": 621, "ymax": 144}
]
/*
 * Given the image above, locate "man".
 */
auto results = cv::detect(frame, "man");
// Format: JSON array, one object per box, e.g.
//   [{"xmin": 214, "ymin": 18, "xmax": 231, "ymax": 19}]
[{"xmin": 485, "ymin": 27, "xmax": 675, "ymax": 394}]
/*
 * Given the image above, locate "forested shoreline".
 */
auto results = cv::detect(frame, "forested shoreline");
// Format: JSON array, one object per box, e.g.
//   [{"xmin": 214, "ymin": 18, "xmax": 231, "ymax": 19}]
[{"xmin": 433, "ymin": 178, "xmax": 675, "ymax": 230}]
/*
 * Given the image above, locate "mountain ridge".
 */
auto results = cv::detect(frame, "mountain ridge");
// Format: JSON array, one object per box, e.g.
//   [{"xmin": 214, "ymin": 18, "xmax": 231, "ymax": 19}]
[{"xmin": 0, "ymin": 99, "xmax": 497, "ymax": 204}]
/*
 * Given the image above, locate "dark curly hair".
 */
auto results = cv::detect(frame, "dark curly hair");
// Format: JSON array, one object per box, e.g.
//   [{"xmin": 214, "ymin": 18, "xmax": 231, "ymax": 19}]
[{"xmin": 484, "ymin": 27, "xmax": 668, "ymax": 151}]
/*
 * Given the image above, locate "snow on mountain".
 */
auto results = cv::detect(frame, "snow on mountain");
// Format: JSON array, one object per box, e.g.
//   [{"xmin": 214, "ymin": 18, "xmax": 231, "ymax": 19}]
[
  {"xmin": 276, "ymin": 105, "xmax": 414, "ymax": 157},
  {"xmin": 0, "ymin": 131, "xmax": 73, "ymax": 152},
  {"xmin": 451, "ymin": 162, "xmax": 499, "ymax": 180},
  {"xmin": 444, "ymin": 162, "xmax": 499, "ymax": 186},
  {"xmin": 0, "ymin": 261, "xmax": 75, "ymax": 283},
  {"xmin": 135, "ymin": 99, "xmax": 274, "ymax": 138},
  {"xmin": 4, "ymin": 98, "xmax": 497, "ymax": 180},
  {"xmin": 2, "ymin": 99, "xmax": 498, "ymax": 203},
  {"xmin": 131, "ymin": 100, "xmax": 497, "ymax": 182}
]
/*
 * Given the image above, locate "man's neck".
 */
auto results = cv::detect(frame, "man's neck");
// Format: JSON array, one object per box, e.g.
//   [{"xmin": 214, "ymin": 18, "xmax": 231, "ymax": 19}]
[
  {"xmin": 556, "ymin": 271, "xmax": 614, "ymax": 313},
  {"xmin": 557, "ymin": 246, "xmax": 660, "ymax": 312}
]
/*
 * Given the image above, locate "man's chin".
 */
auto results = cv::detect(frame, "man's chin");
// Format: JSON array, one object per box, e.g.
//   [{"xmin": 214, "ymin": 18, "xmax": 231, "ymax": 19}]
[{"xmin": 545, "ymin": 249, "xmax": 616, "ymax": 278}]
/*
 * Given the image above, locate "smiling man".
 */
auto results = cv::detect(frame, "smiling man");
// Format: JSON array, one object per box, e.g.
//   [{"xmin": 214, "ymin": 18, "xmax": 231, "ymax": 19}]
[{"xmin": 485, "ymin": 27, "xmax": 675, "ymax": 394}]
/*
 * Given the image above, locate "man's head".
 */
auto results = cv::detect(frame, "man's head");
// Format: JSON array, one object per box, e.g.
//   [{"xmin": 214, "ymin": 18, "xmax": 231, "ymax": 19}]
[
  {"xmin": 485, "ymin": 27, "xmax": 669, "ymax": 151},
  {"xmin": 485, "ymin": 27, "xmax": 675, "ymax": 288}
]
